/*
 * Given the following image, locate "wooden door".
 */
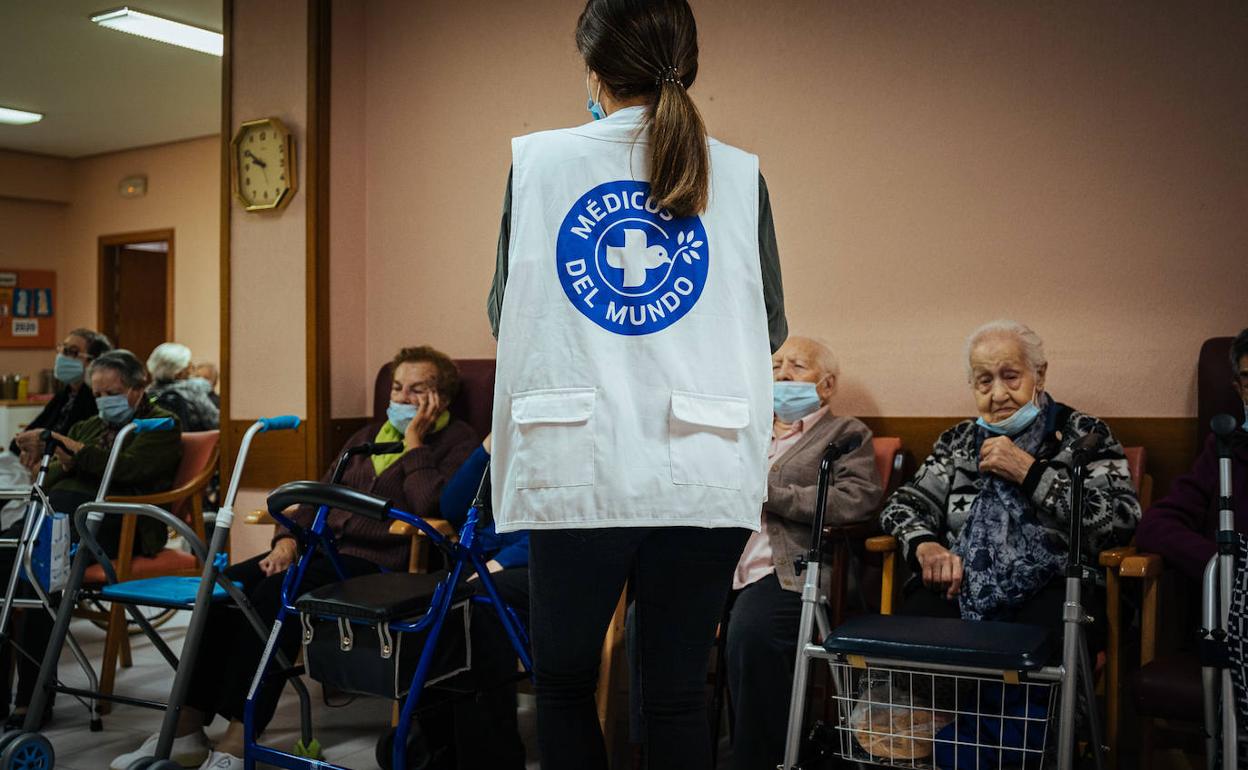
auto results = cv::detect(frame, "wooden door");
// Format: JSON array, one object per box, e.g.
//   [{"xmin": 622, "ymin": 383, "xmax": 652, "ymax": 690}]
[{"xmin": 98, "ymin": 231, "xmax": 174, "ymax": 363}]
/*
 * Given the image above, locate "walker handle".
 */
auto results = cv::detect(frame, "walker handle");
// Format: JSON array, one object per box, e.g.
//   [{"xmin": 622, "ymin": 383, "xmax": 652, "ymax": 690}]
[
  {"xmin": 259, "ymin": 415, "xmax": 301, "ymax": 432},
  {"xmin": 1211, "ymin": 413, "xmax": 1238, "ymax": 460},
  {"xmin": 267, "ymin": 480, "xmax": 393, "ymax": 521},
  {"xmin": 132, "ymin": 417, "xmax": 175, "ymax": 434}
]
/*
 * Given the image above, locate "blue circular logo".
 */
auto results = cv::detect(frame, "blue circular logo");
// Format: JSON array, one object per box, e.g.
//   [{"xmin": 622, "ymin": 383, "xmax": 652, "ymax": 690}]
[{"xmin": 556, "ymin": 180, "xmax": 709, "ymax": 336}]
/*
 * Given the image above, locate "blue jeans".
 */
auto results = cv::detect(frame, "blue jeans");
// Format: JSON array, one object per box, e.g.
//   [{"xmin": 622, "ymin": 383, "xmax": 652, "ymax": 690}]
[{"xmin": 529, "ymin": 526, "xmax": 749, "ymax": 770}]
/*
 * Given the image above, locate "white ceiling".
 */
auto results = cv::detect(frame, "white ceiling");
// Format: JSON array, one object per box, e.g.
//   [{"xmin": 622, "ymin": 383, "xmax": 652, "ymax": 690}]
[{"xmin": 0, "ymin": 1, "xmax": 222, "ymax": 158}]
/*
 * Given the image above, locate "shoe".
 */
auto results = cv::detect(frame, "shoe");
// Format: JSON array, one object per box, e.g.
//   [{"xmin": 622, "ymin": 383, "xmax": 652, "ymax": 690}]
[
  {"xmin": 3, "ymin": 703, "xmax": 53, "ymax": 732},
  {"xmin": 198, "ymin": 751, "xmax": 244, "ymax": 770},
  {"xmin": 111, "ymin": 731, "xmax": 210, "ymax": 770}
]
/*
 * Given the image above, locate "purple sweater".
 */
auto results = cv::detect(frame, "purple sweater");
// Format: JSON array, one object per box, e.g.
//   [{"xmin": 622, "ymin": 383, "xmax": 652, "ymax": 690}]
[{"xmin": 1136, "ymin": 430, "xmax": 1248, "ymax": 581}]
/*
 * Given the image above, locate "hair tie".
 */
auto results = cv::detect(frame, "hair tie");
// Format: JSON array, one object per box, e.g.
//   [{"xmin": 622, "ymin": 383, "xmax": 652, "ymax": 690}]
[{"xmin": 656, "ymin": 66, "xmax": 682, "ymax": 87}]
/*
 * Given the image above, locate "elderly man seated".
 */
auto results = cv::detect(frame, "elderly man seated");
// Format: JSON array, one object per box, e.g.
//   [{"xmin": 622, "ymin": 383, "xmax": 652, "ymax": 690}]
[
  {"xmin": 1137, "ymin": 327, "xmax": 1248, "ymax": 580},
  {"xmin": 881, "ymin": 320, "xmax": 1139, "ymax": 640},
  {"xmin": 724, "ymin": 336, "xmax": 882, "ymax": 770}
]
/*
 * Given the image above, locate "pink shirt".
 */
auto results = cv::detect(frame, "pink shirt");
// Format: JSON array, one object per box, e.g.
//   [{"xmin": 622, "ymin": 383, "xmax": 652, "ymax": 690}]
[{"xmin": 732, "ymin": 406, "xmax": 830, "ymax": 590}]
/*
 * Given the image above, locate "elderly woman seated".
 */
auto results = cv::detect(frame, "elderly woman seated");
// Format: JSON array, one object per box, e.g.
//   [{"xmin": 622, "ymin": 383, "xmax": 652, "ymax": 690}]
[
  {"xmin": 724, "ymin": 335, "xmax": 882, "ymax": 770},
  {"xmin": 10, "ymin": 328, "xmax": 113, "ymax": 470},
  {"xmin": 147, "ymin": 342, "xmax": 220, "ymax": 431},
  {"xmin": 111, "ymin": 345, "xmax": 478, "ymax": 770},
  {"xmin": 880, "ymin": 320, "xmax": 1140, "ymax": 636},
  {"xmin": 1, "ymin": 349, "xmax": 181, "ymax": 727},
  {"xmin": 1137, "ymin": 327, "xmax": 1248, "ymax": 581}
]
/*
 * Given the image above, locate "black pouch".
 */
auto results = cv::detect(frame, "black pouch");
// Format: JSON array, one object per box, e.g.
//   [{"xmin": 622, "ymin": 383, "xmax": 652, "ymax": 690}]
[{"xmin": 300, "ymin": 600, "xmax": 472, "ymax": 699}]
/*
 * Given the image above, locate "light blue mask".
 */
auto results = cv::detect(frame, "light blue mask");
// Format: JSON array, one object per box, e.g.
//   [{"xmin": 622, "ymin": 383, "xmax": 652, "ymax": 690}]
[
  {"xmin": 387, "ymin": 401, "xmax": 418, "ymax": 434},
  {"xmin": 976, "ymin": 397, "xmax": 1043, "ymax": 437},
  {"xmin": 96, "ymin": 394, "xmax": 135, "ymax": 426},
  {"xmin": 1242, "ymin": 403, "xmax": 1248, "ymax": 432},
  {"xmin": 773, "ymin": 381, "xmax": 823, "ymax": 423},
  {"xmin": 586, "ymin": 76, "xmax": 606, "ymax": 120},
  {"xmin": 53, "ymin": 354, "xmax": 85, "ymax": 386}
]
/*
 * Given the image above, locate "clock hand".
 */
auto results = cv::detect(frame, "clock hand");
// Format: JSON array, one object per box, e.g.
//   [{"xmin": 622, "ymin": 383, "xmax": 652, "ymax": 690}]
[{"xmin": 244, "ymin": 149, "xmax": 268, "ymax": 169}]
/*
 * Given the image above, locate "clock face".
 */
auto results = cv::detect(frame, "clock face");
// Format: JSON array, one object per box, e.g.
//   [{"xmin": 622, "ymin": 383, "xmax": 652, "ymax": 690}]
[{"xmin": 232, "ymin": 118, "xmax": 296, "ymax": 211}]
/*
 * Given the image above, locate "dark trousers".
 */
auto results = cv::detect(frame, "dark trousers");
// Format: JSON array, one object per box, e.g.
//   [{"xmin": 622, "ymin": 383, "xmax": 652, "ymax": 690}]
[
  {"xmin": 724, "ymin": 573, "xmax": 802, "ymax": 770},
  {"xmin": 529, "ymin": 526, "xmax": 750, "ymax": 770},
  {"xmin": 185, "ymin": 551, "xmax": 378, "ymax": 733},
  {"xmin": 422, "ymin": 566, "xmax": 530, "ymax": 770}
]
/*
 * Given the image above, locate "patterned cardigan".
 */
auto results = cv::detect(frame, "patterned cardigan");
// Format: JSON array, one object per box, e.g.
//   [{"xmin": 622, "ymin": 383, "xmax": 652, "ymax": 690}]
[{"xmin": 880, "ymin": 401, "xmax": 1141, "ymax": 569}]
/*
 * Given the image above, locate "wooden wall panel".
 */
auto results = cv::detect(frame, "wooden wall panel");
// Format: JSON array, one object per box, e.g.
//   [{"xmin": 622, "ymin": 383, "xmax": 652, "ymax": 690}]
[{"xmin": 224, "ymin": 419, "xmax": 308, "ymax": 489}]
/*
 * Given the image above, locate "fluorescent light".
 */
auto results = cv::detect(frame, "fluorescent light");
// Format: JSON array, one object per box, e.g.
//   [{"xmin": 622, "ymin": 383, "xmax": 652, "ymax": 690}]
[
  {"xmin": 0, "ymin": 106, "xmax": 43, "ymax": 126},
  {"xmin": 91, "ymin": 7, "xmax": 223, "ymax": 57}
]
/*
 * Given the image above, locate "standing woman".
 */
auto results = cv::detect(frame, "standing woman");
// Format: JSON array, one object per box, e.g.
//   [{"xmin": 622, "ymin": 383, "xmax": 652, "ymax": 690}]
[{"xmin": 489, "ymin": 1, "xmax": 786, "ymax": 767}]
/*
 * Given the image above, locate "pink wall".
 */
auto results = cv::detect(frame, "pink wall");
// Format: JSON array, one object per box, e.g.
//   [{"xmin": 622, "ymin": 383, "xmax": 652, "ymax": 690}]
[
  {"xmin": 336, "ymin": 0, "xmax": 1247, "ymax": 419},
  {"xmin": 228, "ymin": 0, "xmax": 308, "ymax": 421},
  {"xmin": 0, "ymin": 139, "xmax": 219, "ymax": 383}
]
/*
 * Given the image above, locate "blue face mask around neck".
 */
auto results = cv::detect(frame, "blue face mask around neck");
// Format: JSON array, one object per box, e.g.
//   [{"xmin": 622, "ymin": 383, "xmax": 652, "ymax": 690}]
[
  {"xmin": 586, "ymin": 76, "xmax": 606, "ymax": 120},
  {"xmin": 96, "ymin": 394, "xmax": 135, "ymax": 426},
  {"xmin": 773, "ymin": 381, "xmax": 823, "ymax": 423},
  {"xmin": 976, "ymin": 395, "xmax": 1043, "ymax": 437},
  {"xmin": 54, "ymin": 354, "xmax": 85, "ymax": 386}
]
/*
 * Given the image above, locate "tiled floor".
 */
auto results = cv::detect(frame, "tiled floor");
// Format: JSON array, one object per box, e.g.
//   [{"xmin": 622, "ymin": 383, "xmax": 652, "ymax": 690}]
[{"xmin": 37, "ymin": 613, "xmax": 542, "ymax": 769}]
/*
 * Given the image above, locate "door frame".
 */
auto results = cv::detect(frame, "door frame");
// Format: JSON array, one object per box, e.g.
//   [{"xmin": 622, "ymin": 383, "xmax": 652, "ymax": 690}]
[{"xmin": 97, "ymin": 228, "xmax": 177, "ymax": 345}]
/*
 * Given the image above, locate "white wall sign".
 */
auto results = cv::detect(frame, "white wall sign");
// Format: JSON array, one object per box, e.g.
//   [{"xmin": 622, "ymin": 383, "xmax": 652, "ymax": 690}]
[{"xmin": 11, "ymin": 319, "xmax": 38, "ymax": 337}]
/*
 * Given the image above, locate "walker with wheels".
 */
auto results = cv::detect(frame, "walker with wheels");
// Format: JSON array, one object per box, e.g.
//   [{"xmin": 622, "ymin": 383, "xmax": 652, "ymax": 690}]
[
  {"xmin": 781, "ymin": 432, "xmax": 1109, "ymax": 770},
  {"xmin": 241, "ymin": 463, "xmax": 531, "ymax": 770},
  {"xmin": 0, "ymin": 415, "xmax": 303, "ymax": 770},
  {"xmin": 1201, "ymin": 414, "xmax": 1246, "ymax": 769}
]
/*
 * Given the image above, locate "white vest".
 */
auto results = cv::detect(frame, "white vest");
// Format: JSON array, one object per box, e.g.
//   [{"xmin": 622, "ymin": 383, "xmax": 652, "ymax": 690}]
[{"xmin": 491, "ymin": 106, "xmax": 772, "ymax": 532}]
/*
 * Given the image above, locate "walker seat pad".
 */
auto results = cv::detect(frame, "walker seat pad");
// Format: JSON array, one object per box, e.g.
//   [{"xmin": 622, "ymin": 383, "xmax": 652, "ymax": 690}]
[
  {"xmin": 823, "ymin": 615, "xmax": 1051, "ymax": 671},
  {"xmin": 98, "ymin": 576, "xmax": 240, "ymax": 607},
  {"xmin": 296, "ymin": 572, "xmax": 474, "ymax": 623}
]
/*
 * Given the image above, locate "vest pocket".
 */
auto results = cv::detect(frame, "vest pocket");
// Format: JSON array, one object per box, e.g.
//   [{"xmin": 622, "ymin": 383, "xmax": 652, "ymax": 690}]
[
  {"xmin": 510, "ymin": 388, "xmax": 596, "ymax": 489},
  {"xmin": 669, "ymin": 391, "xmax": 750, "ymax": 491}
]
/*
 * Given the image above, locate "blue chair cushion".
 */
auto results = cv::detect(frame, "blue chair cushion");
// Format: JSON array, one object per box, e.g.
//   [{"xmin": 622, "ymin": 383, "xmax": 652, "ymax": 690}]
[
  {"xmin": 99, "ymin": 576, "xmax": 238, "ymax": 607},
  {"xmin": 823, "ymin": 614, "xmax": 1052, "ymax": 671}
]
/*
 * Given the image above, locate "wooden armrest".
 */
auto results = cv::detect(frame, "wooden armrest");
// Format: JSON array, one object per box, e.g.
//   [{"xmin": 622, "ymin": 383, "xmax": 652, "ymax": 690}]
[
  {"xmin": 865, "ymin": 535, "xmax": 898, "ymax": 554},
  {"xmin": 245, "ymin": 509, "xmax": 275, "ymax": 525},
  {"xmin": 389, "ymin": 518, "xmax": 455, "ymax": 538},
  {"xmin": 109, "ymin": 489, "xmax": 191, "ymax": 506},
  {"xmin": 1119, "ymin": 553, "xmax": 1164, "ymax": 579},
  {"xmin": 1098, "ymin": 545, "xmax": 1137, "ymax": 569}
]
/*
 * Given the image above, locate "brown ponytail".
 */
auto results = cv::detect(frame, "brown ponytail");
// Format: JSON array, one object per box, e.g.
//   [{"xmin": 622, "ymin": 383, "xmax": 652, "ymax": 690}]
[{"xmin": 576, "ymin": 0, "xmax": 709, "ymax": 218}]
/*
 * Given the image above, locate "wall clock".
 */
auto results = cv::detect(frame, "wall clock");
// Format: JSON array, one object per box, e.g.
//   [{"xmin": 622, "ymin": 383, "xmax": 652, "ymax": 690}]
[{"xmin": 230, "ymin": 117, "xmax": 297, "ymax": 212}]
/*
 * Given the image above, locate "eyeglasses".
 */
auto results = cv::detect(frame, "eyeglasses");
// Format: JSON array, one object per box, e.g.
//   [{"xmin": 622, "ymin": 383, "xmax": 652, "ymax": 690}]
[
  {"xmin": 393, "ymin": 379, "xmax": 439, "ymax": 396},
  {"xmin": 56, "ymin": 343, "xmax": 87, "ymax": 359}
]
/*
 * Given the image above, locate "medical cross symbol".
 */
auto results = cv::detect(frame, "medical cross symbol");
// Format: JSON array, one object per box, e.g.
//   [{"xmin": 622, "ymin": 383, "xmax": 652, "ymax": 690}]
[{"xmin": 605, "ymin": 229, "xmax": 670, "ymax": 288}]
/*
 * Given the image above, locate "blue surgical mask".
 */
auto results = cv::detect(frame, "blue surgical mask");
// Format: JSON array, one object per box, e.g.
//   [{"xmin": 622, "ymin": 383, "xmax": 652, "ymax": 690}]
[
  {"xmin": 1242, "ymin": 403, "xmax": 1248, "ymax": 432},
  {"xmin": 96, "ymin": 394, "xmax": 135, "ymax": 425},
  {"xmin": 387, "ymin": 401, "xmax": 418, "ymax": 434},
  {"xmin": 977, "ymin": 395, "xmax": 1043, "ymax": 437},
  {"xmin": 773, "ymin": 381, "xmax": 823, "ymax": 423},
  {"xmin": 53, "ymin": 354, "xmax": 85, "ymax": 386},
  {"xmin": 586, "ymin": 76, "xmax": 606, "ymax": 121}
]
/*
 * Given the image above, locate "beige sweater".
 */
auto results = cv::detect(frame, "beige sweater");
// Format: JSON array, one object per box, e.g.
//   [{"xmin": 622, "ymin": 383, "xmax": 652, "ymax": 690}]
[{"xmin": 764, "ymin": 413, "xmax": 883, "ymax": 592}]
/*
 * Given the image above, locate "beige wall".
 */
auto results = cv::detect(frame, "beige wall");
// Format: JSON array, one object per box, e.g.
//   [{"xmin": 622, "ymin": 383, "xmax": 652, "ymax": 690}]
[
  {"xmin": 335, "ymin": 0, "xmax": 1247, "ymax": 419},
  {"xmin": 229, "ymin": 0, "xmax": 308, "ymax": 421},
  {"xmin": 0, "ymin": 139, "xmax": 219, "ymax": 384}
]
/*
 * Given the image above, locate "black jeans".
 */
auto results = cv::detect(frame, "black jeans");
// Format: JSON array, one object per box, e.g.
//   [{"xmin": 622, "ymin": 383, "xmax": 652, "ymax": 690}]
[
  {"xmin": 529, "ymin": 526, "xmax": 749, "ymax": 770},
  {"xmin": 185, "ymin": 551, "xmax": 378, "ymax": 732},
  {"xmin": 724, "ymin": 573, "xmax": 803, "ymax": 770}
]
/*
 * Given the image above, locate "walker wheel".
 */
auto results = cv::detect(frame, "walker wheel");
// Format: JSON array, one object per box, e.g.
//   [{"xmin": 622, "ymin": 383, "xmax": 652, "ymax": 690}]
[
  {"xmin": 148, "ymin": 761, "xmax": 183, "ymax": 770},
  {"xmin": 375, "ymin": 726, "xmax": 430, "ymax": 770},
  {"xmin": 0, "ymin": 733, "xmax": 54, "ymax": 770},
  {"xmin": 125, "ymin": 758, "xmax": 157, "ymax": 770},
  {"xmin": 0, "ymin": 735, "xmax": 21, "ymax": 760}
]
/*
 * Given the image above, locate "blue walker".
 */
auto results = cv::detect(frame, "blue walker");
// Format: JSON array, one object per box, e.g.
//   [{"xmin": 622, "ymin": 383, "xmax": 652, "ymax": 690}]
[{"xmin": 243, "ymin": 464, "xmax": 531, "ymax": 770}]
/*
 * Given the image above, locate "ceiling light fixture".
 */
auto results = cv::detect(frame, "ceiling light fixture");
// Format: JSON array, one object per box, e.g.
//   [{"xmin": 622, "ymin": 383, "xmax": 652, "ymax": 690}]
[
  {"xmin": 0, "ymin": 106, "xmax": 44, "ymax": 126},
  {"xmin": 90, "ymin": 7, "xmax": 223, "ymax": 57}
]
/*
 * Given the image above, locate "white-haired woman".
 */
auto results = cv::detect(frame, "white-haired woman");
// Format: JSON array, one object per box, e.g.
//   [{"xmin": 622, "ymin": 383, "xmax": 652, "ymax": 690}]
[
  {"xmin": 147, "ymin": 342, "xmax": 219, "ymax": 431},
  {"xmin": 880, "ymin": 320, "xmax": 1140, "ymax": 636}
]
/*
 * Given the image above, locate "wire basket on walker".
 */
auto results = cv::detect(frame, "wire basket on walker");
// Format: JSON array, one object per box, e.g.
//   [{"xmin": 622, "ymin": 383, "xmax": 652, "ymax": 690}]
[{"xmin": 781, "ymin": 432, "xmax": 1111, "ymax": 770}]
